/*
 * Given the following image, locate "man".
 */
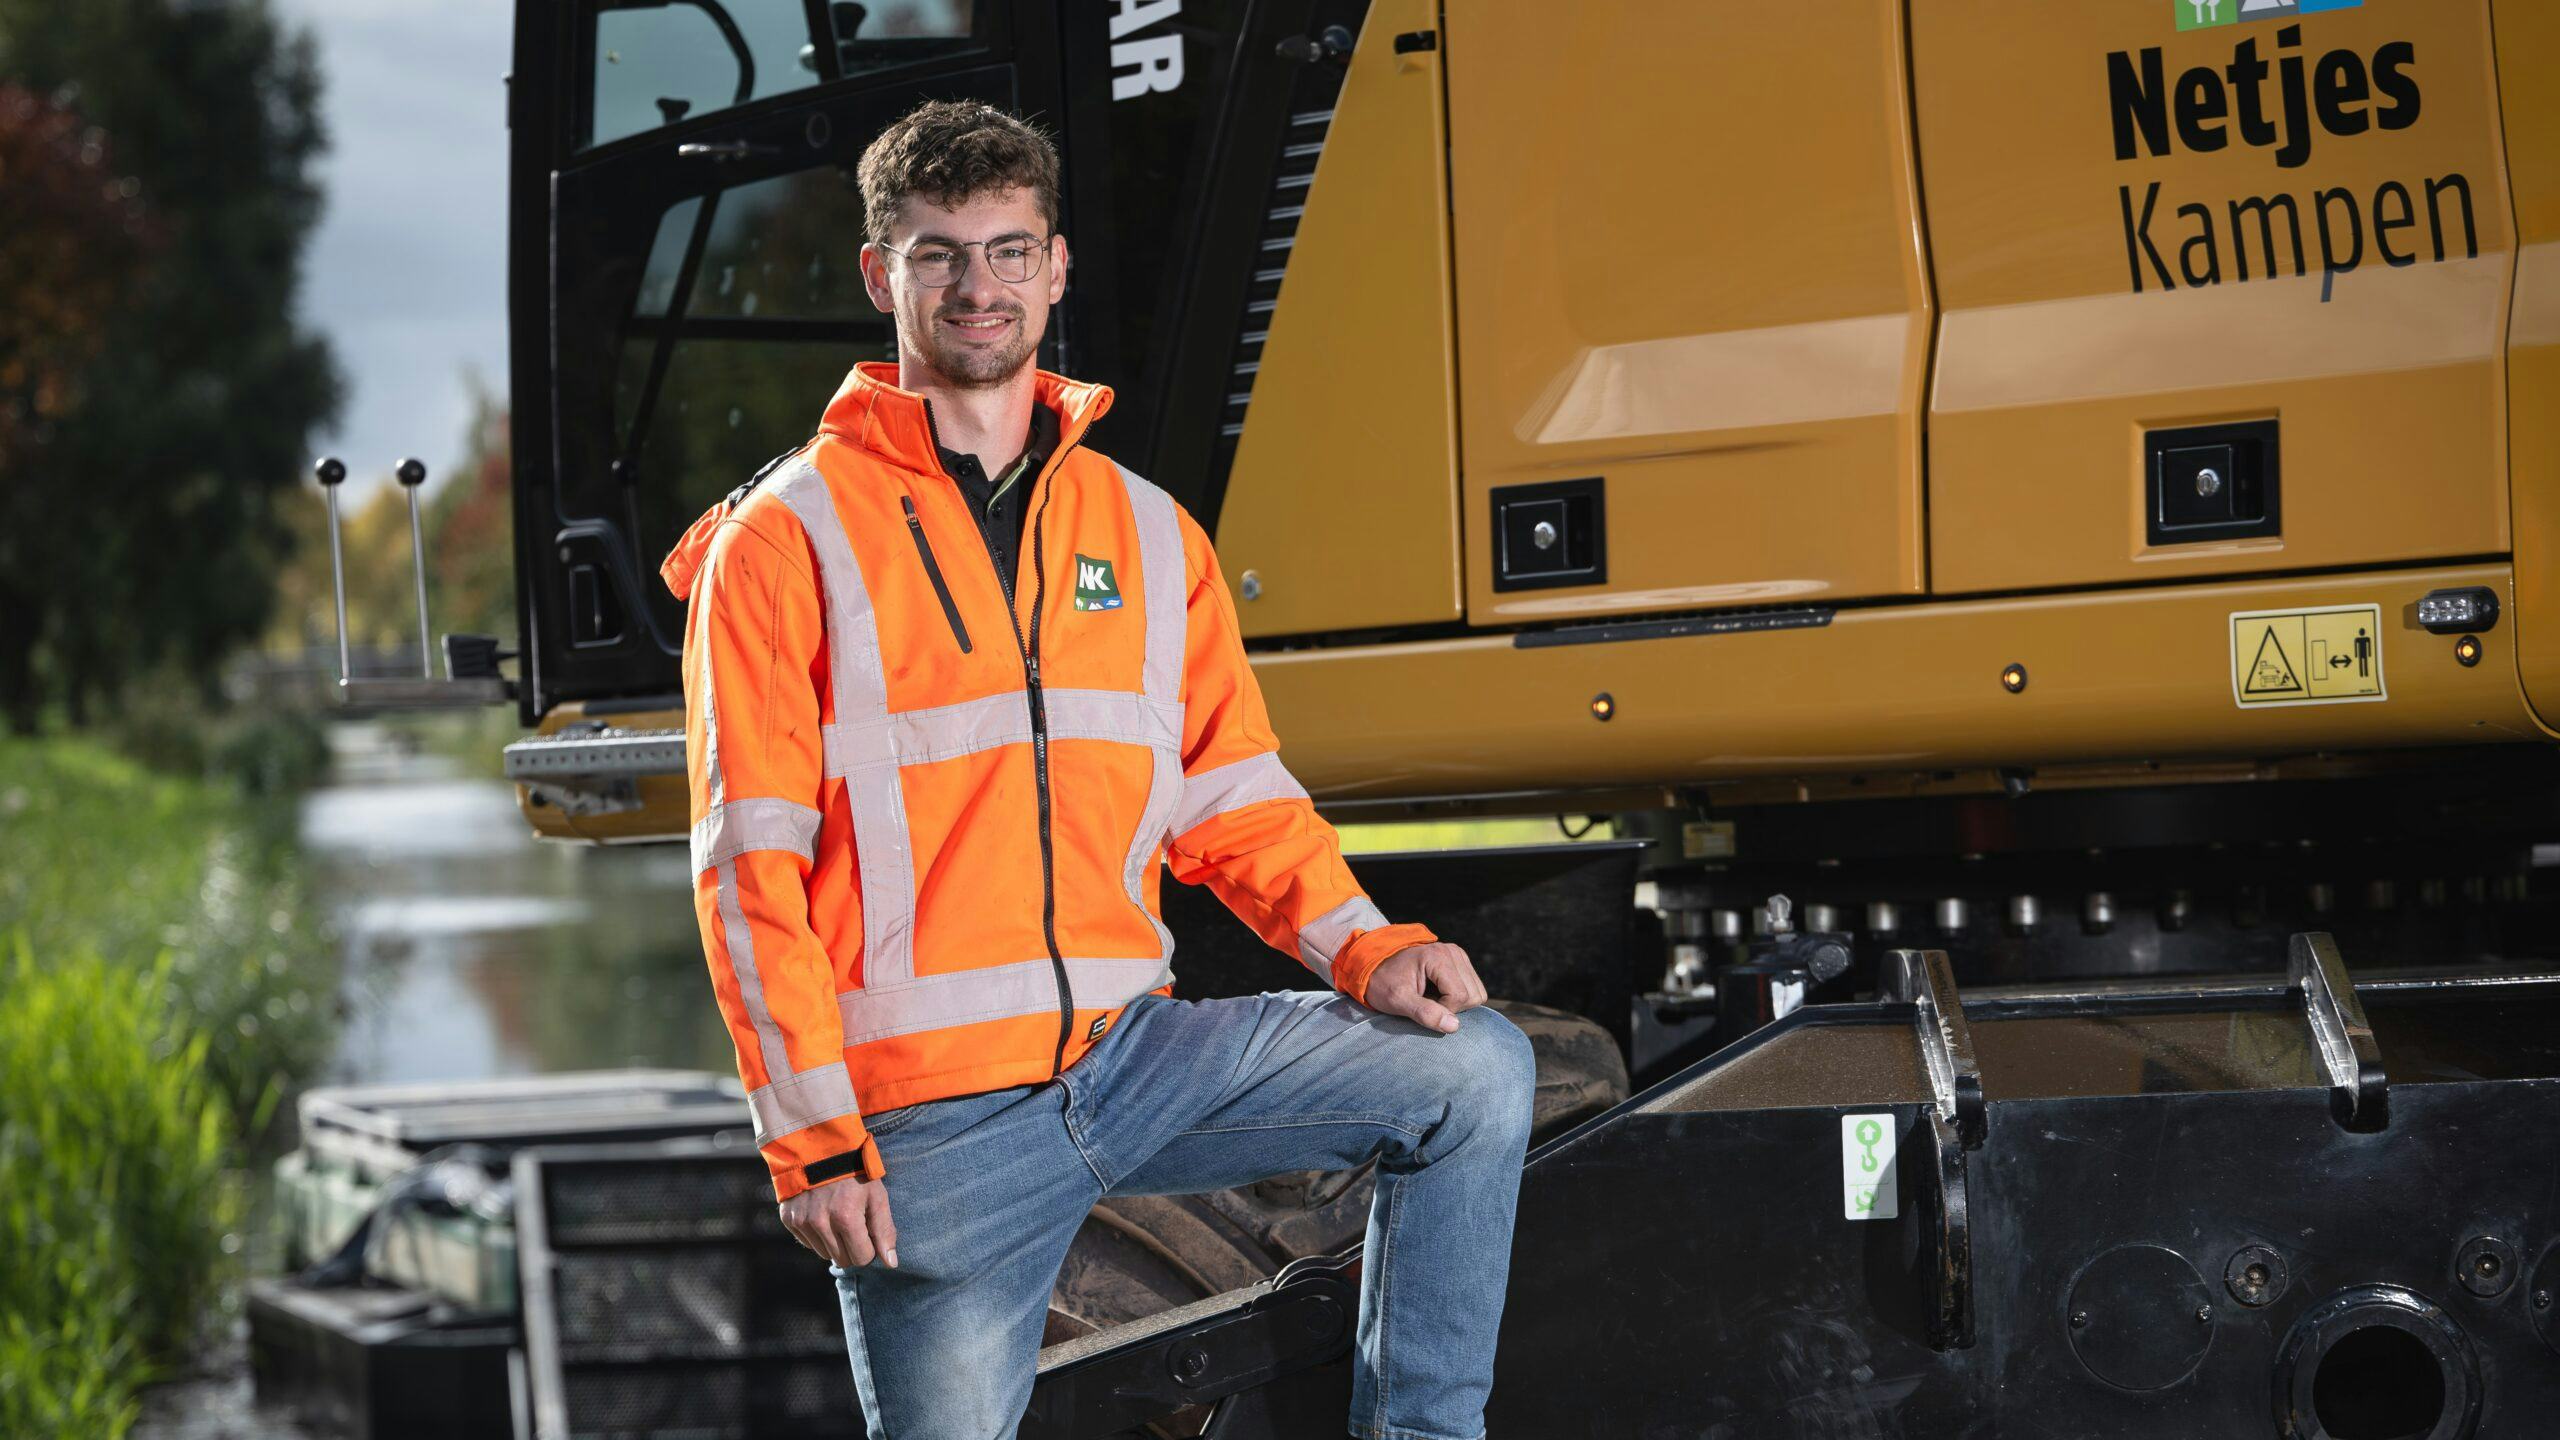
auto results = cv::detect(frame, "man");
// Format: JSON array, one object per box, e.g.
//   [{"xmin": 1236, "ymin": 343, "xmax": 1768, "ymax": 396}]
[{"xmin": 658, "ymin": 99, "xmax": 1532, "ymax": 1440}]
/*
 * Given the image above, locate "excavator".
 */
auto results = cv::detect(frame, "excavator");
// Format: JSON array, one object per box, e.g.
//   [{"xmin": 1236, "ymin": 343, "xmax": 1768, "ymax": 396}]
[{"xmin": 270, "ymin": 2, "xmax": 2560, "ymax": 1436}]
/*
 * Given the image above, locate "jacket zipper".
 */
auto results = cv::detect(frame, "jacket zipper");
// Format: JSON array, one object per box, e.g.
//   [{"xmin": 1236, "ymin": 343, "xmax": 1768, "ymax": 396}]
[
  {"xmin": 899, "ymin": 496, "xmax": 973, "ymax": 654},
  {"xmin": 919, "ymin": 399, "xmax": 1080, "ymax": 1077}
]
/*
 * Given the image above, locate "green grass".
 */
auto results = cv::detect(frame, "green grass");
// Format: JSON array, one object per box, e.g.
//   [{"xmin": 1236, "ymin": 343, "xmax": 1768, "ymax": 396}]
[
  {"xmin": 0, "ymin": 734, "xmax": 335, "ymax": 1118},
  {"xmin": 0, "ymin": 942, "xmax": 244, "ymax": 1439},
  {"xmin": 0, "ymin": 733, "xmax": 334, "ymax": 1435}
]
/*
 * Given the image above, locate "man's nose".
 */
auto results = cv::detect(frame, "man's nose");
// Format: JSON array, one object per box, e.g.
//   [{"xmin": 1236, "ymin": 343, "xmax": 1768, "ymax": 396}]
[{"xmin": 952, "ymin": 252, "xmax": 1008, "ymax": 310}]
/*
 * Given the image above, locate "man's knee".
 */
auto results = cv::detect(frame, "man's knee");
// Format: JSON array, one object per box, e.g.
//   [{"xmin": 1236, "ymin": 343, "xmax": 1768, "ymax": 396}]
[{"xmin": 1441, "ymin": 1007, "xmax": 1537, "ymax": 1139}]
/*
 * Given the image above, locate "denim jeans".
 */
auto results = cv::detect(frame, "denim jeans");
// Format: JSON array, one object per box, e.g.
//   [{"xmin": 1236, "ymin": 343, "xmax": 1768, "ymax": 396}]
[{"xmin": 827, "ymin": 988, "xmax": 1535, "ymax": 1440}]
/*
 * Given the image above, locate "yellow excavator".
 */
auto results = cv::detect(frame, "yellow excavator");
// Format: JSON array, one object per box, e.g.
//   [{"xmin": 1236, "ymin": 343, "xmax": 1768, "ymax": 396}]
[{"xmin": 304, "ymin": 3, "xmax": 2560, "ymax": 1434}]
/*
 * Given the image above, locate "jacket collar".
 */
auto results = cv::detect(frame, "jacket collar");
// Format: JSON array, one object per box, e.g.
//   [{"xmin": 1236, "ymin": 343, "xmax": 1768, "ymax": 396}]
[{"xmin": 817, "ymin": 361, "xmax": 1112, "ymax": 478}]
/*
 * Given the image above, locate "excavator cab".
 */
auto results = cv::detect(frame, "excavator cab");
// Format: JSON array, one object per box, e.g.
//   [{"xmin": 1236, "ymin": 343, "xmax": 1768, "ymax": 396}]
[{"xmin": 501, "ymin": 0, "xmax": 1361, "ymax": 763}]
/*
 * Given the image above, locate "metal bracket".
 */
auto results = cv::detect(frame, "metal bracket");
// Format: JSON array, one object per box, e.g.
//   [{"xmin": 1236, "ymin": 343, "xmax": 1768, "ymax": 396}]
[
  {"xmin": 1021, "ymin": 1252, "xmax": 1358, "ymax": 1439},
  {"xmin": 1883, "ymin": 949, "xmax": 1981, "ymax": 1351},
  {"xmin": 2290, "ymin": 932, "xmax": 2388, "ymax": 1130},
  {"xmin": 1883, "ymin": 949, "xmax": 1985, "ymax": 1151}
]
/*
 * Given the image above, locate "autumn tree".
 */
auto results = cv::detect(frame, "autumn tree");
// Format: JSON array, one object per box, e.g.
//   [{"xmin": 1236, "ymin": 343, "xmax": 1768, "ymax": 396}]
[{"xmin": 0, "ymin": 0, "xmax": 340, "ymax": 733}]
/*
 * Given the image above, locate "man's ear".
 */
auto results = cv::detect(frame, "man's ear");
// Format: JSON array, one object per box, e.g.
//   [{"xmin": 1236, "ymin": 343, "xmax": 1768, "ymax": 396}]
[
  {"xmin": 859, "ymin": 243, "xmax": 896, "ymax": 314},
  {"xmin": 1045, "ymin": 233, "xmax": 1070, "ymax": 305}
]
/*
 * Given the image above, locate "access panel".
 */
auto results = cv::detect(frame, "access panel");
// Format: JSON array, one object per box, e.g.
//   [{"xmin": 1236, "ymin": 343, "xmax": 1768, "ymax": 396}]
[
  {"xmin": 1444, "ymin": 0, "xmax": 1931, "ymax": 627},
  {"xmin": 1914, "ymin": 0, "xmax": 2514, "ymax": 594}
]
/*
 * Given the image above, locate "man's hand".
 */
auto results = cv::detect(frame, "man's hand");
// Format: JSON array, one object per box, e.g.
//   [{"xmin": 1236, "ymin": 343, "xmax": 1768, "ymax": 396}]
[
  {"xmin": 1361, "ymin": 941, "xmax": 1489, "ymax": 1034},
  {"xmin": 782, "ymin": 1174, "xmax": 899, "ymax": 1270}
]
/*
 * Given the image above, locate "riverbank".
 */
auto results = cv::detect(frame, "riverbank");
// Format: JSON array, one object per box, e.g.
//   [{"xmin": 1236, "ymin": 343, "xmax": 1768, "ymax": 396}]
[{"xmin": 0, "ymin": 731, "xmax": 338, "ymax": 1438}]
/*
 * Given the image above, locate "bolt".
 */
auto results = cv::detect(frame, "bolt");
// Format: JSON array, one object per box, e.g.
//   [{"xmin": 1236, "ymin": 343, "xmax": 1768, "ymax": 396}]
[
  {"xmin": 2476, "ymin": 1254, "xmax": 2500, "ymax": 1278},
  {"xmin": 1531, "ymin": 519, "xmax": 1559, "ymax": 551},
  {"xmin": 2245, "ymin": 1263, "xmax": 2270, "ymax": 1290},
  {"xmin": 2535, "ymin": 1290, "xmax": 2552, "ymax": 1311},
  {"xmin": 1171, "ymin": 1345, "xmax": 1211, "ymax": 1385},
  {"xmin": 2070, "ymin": 1311, "xmax": 2090, "ymax": 1329},
  {"xmin": 2196, "ymin": 1306, "xmax": 2213, "ymax": 1324},
  {"xmin": 1239, "ymin": 569, "xmax": 1263, "ymax": 601},
  {"xmin": 2196, "ymin": 467, "xmax": 2222, "ymax": 497}
]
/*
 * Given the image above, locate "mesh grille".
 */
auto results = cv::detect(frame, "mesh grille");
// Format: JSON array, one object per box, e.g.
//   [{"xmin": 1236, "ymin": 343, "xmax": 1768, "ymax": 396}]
[{"xmin": 521, "ymin": 1146, "xmax": 859, "ymax": 1438}]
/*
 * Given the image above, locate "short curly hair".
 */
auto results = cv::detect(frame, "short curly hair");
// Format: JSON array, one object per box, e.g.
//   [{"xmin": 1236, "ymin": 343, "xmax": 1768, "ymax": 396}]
[{"xmin": 856, "ymin": 99, "xmax": 1061, "ymax": 246}]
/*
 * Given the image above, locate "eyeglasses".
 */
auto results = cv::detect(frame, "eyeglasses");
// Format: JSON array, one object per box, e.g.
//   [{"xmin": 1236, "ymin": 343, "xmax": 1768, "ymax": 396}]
[{"xmin": 878, "ymin": 234, "xmax": 1053, "ymax": 288}]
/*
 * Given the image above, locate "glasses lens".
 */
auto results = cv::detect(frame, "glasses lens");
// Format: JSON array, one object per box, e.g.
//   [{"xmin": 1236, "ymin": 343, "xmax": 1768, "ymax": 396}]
[
  {"xmin": 907, "ymin": 250, "xmax": 962, "ymax": 286},
  {"xmin": 989, "ymin": 243, "xmax": 1041, "ymax": 284}
]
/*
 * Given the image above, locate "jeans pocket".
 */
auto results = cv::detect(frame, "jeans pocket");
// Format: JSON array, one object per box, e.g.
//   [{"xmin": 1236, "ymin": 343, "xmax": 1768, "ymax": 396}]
[{"xmin": 863, "ymin": 1101, "xmax": 926, "ymax": 1138}]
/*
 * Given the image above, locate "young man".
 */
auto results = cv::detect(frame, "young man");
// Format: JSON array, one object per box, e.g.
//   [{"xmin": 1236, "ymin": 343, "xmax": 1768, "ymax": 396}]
[{"xmin": 658, "ymin": 99, "xmax": 1531, "ymax": 1440}]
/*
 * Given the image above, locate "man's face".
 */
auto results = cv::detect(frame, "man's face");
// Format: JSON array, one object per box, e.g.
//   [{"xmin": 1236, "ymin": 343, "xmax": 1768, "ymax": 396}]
[{"xmin": 860, "ymin": 185, "xmax": 1067, "ymax": 389}]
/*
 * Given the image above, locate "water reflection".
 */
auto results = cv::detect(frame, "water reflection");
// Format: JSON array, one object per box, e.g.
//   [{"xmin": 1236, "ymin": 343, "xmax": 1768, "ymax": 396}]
[{"xmin": 302, "ymin": 727, "xmax": 731, "ymax": 1087}]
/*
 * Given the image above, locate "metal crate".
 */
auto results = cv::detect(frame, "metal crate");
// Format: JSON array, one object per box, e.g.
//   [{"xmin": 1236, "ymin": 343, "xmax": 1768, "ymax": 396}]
[{"xmin": 515, "ymin": 1136, "xmax": 860, "ymax": 1439}]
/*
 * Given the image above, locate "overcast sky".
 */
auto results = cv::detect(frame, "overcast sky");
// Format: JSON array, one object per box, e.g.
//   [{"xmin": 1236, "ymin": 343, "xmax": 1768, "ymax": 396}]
[{"xmin": 273, "ymin": 0, "xmax": 514, "ymax": 500}]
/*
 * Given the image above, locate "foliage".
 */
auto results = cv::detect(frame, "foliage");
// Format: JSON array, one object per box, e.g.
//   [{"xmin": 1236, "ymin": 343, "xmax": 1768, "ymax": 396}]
[
  {"xmin": 0, "ymin": 734, "xmax": 336, "ymax": 1122},
  {"xmin": 0, "ymin": 941, "xmax": 244, "ymax": 1440},
  {"xmin": 0, "ymin": 0, "xmax": 342, "ymax": 735}
]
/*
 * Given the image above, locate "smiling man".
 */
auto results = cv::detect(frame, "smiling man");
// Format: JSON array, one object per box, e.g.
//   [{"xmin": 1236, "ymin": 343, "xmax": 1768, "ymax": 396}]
[{"xmin": 656, "ymin": 99, "xmax": 1534, "ymax": 1440}]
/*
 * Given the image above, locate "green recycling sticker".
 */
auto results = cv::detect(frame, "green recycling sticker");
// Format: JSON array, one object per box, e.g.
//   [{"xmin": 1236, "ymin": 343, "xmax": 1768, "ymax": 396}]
[{"xmin": 1841, "ymin": 1113, "xmax": 1898, "ymax": 1220}]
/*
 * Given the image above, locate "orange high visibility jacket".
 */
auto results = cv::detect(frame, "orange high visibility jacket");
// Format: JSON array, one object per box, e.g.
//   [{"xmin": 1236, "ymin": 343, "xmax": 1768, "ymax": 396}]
[{"xmin": 659, "ymin": 362, "xmax": 1437, "ymax": 1200}]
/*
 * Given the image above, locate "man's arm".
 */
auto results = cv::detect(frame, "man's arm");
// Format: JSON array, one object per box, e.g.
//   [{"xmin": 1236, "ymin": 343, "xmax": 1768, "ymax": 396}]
[
  {"xmin": 1159, "ymin": 508, "xmax": 1486, "ymax": 1028},
  {"xmin": 682, "ymin": 509, "xmax": 895, "ymax": 1264}
]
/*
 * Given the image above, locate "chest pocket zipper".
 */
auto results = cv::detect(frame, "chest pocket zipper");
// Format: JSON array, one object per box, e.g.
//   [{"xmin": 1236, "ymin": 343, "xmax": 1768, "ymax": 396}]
[{"xmin": 901, "ymin": 495, "xmax": 974, "ymax": 654}]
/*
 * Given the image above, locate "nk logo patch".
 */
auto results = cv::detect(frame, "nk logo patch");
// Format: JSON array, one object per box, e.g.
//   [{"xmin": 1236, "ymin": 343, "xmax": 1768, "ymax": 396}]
[
  {"xmin": 2176, "ymin": 0, "xmax": 2360, "ymax": 29},
  {"xmin": 1074, "ymin": 554, "xmax": 1122, "ymax": 612}
]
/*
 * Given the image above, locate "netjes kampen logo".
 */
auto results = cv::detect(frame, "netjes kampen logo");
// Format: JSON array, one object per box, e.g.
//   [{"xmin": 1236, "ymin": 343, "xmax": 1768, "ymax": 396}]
[
  {"xmin": 1073, "ymin": 554, "xmax": 1122, "ymax": 612},
  {"xmin": 2178, "ymin": 0, "xmax": 2363, "ymax": 30}
]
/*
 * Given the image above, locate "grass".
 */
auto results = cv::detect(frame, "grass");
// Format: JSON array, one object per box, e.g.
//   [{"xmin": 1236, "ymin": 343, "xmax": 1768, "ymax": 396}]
[
  {"xmin": 0, "ymin": 944, "xmax": 243, "ymax": 1439},
  {"xmin": 0, "ymin": 732, "xmax": 335, "ymax": 1437}
]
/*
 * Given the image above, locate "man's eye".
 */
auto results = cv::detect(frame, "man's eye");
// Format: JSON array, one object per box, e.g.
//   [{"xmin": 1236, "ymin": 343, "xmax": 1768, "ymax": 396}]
[
  {"xmin": 991, "ymin": 246, "xmax": 1034, "ymax": 263},
  {"xmin": 913, "ymin": 250, "xmax": 960, "ymax": 267}
]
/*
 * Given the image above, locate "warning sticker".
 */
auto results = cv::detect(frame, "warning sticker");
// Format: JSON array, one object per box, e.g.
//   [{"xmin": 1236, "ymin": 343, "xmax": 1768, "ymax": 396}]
[{"xmin": 2229, "ymin": 604, "xmax": 2386, "ymax": 707}]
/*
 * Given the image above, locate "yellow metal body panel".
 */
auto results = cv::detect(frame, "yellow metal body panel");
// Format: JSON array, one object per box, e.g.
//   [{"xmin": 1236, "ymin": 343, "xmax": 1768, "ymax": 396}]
[
  {"xmin": 2497, "ymin": 0, "xmax": 2560, "ymax": 734},
  {"xmin": 1443, "ymin": 0, "xmax": 1931, "ymax": 623},
  {"xmin": 516, "ymin": 702, "xmax": 688, "ymax": 843},
  {"xmin": 1914, "ymin": 0, "xmax": 2514, "ymax": 593},
  {"xmin": 1254, "ymin": 564, "xmax": 2537, "ymax": 799},
  {"xmin": 1219, "ymin": 0, "xmax": 1461, "ymax": 640}
]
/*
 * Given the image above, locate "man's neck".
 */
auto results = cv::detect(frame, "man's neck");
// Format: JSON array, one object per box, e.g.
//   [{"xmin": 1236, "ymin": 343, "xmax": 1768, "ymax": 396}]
[{"xmin": 901, "ymin": 350, "xmax": 1037, "ymax": 469}]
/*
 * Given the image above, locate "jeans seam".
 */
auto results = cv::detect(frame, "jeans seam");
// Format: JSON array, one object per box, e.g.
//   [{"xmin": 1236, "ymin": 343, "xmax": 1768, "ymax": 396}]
[
  {"xmin": 840, "ymin": 1272, "xmax": 891, "ymax": 1439},
  {"xmin": 1371, "ymin": 1171, "xmax": 1402, "ymax": 1437},
  {"xmin": 1055, "ymin": 1075, "xmax": 1111, "ymax": 1191},
  {"xmin": 1180, "ymin": 1113, "xmax": 1427, "ymax": 1141}
]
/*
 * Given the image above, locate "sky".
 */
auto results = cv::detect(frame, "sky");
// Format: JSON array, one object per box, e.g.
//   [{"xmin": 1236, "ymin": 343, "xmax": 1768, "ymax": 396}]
[{"xmin": 271, "ymin": 0, "xmax": 514, "ymax": 501}]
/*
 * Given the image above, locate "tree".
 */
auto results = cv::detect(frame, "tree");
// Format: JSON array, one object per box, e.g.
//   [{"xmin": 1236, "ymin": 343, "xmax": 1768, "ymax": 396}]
[{"xmin": 0, "ymin": 0, "xmax": 341, "ymax": 733}]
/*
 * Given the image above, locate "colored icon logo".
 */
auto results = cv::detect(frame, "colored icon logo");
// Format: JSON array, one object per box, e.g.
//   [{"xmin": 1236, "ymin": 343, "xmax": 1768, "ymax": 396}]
[{"xmin": 2177, "ymin": 0, "xmax": 2360, "ymax": 28}]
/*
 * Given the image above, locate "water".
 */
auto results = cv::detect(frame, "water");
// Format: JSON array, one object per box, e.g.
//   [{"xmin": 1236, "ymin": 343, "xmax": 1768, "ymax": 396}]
[{"xmin": 301, "ymin": 723, "xmax": 734, "ymax": 1087}]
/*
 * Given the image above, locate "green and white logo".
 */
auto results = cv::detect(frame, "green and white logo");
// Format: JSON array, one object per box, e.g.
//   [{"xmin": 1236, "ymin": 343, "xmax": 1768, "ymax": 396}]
[
  {"xmin": 1073, "ymin": 554, "xmax": 1122, "ymax": 612},
  {"xmin": 2176, "ymin": 0, "xmax": 2234, "ymax": 29}
]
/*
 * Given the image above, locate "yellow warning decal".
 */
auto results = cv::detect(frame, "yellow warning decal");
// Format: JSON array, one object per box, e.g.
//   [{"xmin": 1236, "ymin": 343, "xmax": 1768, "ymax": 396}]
[{"xmin": 2229, "ymin": 604, "xmax": 2386, "ymax": 708}]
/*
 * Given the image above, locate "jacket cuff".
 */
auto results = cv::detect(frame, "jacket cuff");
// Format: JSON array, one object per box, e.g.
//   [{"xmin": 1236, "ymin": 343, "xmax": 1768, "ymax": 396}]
[
  {"xmin": 1330, "ymin": 921, "xmax": 1439, "ymax": 1009},
  {"xmin": 763, "ymin": 1112, "xmax": 882, "ymax": 1202}
]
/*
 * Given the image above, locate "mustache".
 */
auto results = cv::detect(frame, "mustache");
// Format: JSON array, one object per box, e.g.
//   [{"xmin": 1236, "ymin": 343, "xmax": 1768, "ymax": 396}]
[{"xmin": 935, "ymin": 303, "xmax": 1023, "ymax": 322}]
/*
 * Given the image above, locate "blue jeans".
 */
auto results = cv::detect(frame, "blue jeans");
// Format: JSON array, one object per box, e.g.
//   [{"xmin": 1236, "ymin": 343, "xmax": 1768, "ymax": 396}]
[{"xmin": 827, "ymin": 989, "xmax": 1535, "ymax": 1440}]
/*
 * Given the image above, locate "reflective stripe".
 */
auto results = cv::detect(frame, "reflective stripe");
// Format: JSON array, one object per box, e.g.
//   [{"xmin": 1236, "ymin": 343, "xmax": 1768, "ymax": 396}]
[
  {"xmin": 1120, "ymin": 464, "xmax": 1189, "ymax": 964},
  {"xmin": 747, "ymin": 1061, "xmax": 859, "ymax": 1143},
  {"xmin": 1168, "ymin": 750, "xmax": 1308, "ymax": 842},
  {"xmin": 715, "ymin": 858, "xmax": 794, "ymax": 1081},
  {"xmin": 692, "ymin": 797, "xmax": 821, "ymax": 874},
  {"xmin": 838, "ymin": 957, "xmax": 1173, "ymax": 1046},
  {"xmin": 1298, "ymin": 894, "xmax": 1390, "ymax": 983},
  {"xmin": 772, "ymin": 460, "xmax": 917, "ymax": 988},
  {"xmin": 818, "ymin": 688, "xmax": 1179, "ymax": 776}
]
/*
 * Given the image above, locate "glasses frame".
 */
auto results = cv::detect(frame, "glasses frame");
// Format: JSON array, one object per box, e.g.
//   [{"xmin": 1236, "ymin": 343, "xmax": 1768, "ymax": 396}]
[{"xmin": 876, "ymin": 232, "xmax": 1057, "ymax": 288}]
